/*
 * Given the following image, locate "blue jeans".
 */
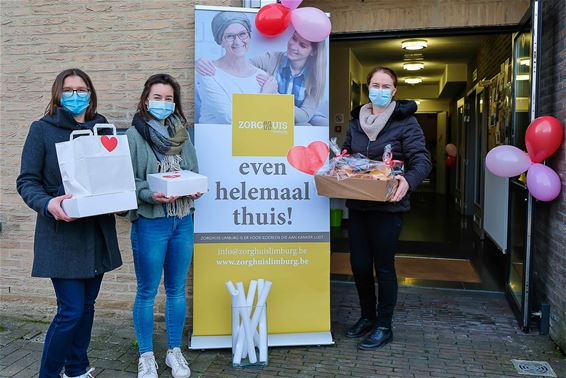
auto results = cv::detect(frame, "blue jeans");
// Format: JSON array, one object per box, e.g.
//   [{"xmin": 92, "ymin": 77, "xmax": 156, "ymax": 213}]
[
  {"xmin": 39, "ymin": 275, "xmax": 103, "ymax": 378},
  {"xmin": 131, "ymin": 214, "xmax": 194, "ymax": 354}
]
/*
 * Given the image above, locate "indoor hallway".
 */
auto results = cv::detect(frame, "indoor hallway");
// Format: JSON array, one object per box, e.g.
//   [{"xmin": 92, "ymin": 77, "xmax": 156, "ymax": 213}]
[{"xmin": 330, "ymin": 192, "xmax": 506, "ymax": 292}]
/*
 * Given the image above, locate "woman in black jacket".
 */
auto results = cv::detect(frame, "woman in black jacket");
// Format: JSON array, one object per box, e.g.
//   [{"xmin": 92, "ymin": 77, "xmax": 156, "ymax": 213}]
[
  {"xmin": 16, "ymin": 68, "xmax": 122, "ymax": 378},
  {"xmin": 343, "ymin": 66, "xmax": 431, "ymax": 350}
]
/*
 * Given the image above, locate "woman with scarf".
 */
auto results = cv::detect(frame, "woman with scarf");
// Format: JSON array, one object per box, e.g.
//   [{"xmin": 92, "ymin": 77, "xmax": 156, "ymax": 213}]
[
  {"xmin": 127, "ymin": 73, "xmax": 199, "ymax": 378},
  {"xmin": 17, "ymin": 68, "xmax": 122, "ymax": 378},
  {"xmin": 342, "ymin": 67, "xmax": 431, "ymax": 350}
]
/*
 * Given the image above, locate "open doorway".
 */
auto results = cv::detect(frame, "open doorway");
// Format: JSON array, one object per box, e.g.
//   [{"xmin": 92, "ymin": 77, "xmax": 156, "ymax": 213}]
[{"xmin": 328, "ymin": 31, "xmax": 516, "ymax": 291}]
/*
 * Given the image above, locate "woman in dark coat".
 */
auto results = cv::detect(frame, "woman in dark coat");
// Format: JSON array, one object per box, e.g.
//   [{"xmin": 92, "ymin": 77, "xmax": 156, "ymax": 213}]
[
  {"xmin": 16, "ymin": 68, "xmax": 122, "ymax": 378},
  {"xmin": 343, "ymin": 66, "xmax": 431, "ymax": 350}
]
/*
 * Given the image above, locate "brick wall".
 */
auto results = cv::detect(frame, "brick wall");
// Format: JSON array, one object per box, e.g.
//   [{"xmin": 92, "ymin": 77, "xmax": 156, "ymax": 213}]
[
  {"xmin": 534, "ymin": 0, "xmax": 566, "ymax": 352},
  {"xmin": 467, "ymin": 34, "xmax": 512, "ymax": 90},
  {"xmin": 0, "ymin": 0, "xmax": 241, "ymax": 319},
  {"xmin": 302, "ymin": 0, "xmax": 529, "ymax": 33},
  {"xmin": 0, "ymin": 0, "xmax": 541, "ymax": 322}
]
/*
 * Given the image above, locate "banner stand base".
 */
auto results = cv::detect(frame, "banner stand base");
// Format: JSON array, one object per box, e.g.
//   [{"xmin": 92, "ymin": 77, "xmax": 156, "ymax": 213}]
[{"xmin": 189, "ymin": 332, "xmax": 334, "ymax": 350}]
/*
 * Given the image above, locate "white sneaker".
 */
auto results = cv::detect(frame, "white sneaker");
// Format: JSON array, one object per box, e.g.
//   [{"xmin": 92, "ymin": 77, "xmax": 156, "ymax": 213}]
[
  {"xmin": 166, "ymin": 347, "xmax": 191, "ymax": 378},
  {"xmin": 138, "ymin": 352, "xmax": 159, "ymax": 378},
  {"xmin": 63, "ymin": 367, "xmax": 95, "ymax": 378}
]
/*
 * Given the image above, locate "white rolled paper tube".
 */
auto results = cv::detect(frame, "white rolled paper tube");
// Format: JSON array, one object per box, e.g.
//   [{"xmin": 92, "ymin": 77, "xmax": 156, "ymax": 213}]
[
  {"xmin": 246, "ymin": 280, "xmax": 257, "ymax": 306},
  {"xmin": 250, "ymin": 281, "xmax": 272, "ymax": 331},
  {"xmin": 236, "ymin": 282, "xmax": 257, "ymax": 363},
  {"xmin": 258, "ymin": 279, "xmax": 265, "ymax": 292},
  {"xmin": 233, "ymin": 287, "xmax": 248, "ymax": 365},
  {"xmin": 233, "ymin": 282, "xmax": 247, "ymax": 362},
  {"xmin": 233, "ymin": 321, "xmax": 245, "ymax": 365},
  {"xmin": 225, "ymin": 281, "xmax": 239, "ymax": 352},
  {"xmin": 237, "ymin": 282, "xmax": 252, "ymax": 359},
  {"xmin": 258, "ymin": 280, "xmax": 268, "ymax": 362},
  {"xmin": 246, "ymin": 280, "xmax": 259, "ymax": 358},
  {"xmin": 254, "ymin": 280, "xmax": 265, "ymax": 346}
]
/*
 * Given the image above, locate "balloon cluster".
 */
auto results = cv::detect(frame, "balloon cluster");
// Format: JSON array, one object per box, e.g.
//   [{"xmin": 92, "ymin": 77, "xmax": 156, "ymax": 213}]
[
  {"xmin": 485, "ymin": 116, "xmax": 564, "ymax": 202},
  {"xmin": 255, "ymin": 0, "xmax": 331, "ymax": 42}
]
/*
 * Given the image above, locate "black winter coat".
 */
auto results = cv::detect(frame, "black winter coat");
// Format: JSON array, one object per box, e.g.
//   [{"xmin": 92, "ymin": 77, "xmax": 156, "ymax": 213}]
[
  {"xmin": 342, "ymin": 101, "xmax": 432, "ymax": 212},
  {"xmin": 16, "ymin": 107, "xmax": 122, "ymax": 279}
]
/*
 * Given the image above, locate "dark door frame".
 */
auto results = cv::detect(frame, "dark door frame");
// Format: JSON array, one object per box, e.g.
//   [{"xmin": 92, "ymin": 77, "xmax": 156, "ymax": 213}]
[
  {"xmin": 505, "ymin": 0, "xmax": 541, "ymax": 332},
  {"xmin": 329, "ymin": 9, "xmax": 540, "ymax": 331}
]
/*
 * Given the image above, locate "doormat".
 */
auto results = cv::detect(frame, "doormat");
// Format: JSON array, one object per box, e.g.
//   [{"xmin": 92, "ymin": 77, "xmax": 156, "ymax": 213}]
[
  {"xmin": 511, "ymin": 360, "xmax": 557, "ymax": 377},
  {"xmin": 330, "ymin": 253, "xmax": 481, "ymax": 283}
]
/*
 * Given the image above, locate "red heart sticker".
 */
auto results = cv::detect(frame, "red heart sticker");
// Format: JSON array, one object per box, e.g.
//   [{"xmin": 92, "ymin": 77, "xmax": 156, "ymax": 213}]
[
  {"xmin": 100, "ymin": 136, "xmax": 118, "ymax": 152},
  {"xmin": 287, "ymin": 141, "xmax": 329, "ymax": 175},
  {"xmin": 163, "ymin": 175, "xmax": 181, "ymax": 179}
]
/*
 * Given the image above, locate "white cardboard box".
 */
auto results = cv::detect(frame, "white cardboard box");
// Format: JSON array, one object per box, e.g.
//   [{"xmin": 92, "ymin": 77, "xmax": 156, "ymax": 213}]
[
  {"xmin": 62, "ymin": 191, "xmax": 137, "ymax": 218},
  {"xmin": 147, "ymin": 170, "xmax": 208, "ymax": 197}
]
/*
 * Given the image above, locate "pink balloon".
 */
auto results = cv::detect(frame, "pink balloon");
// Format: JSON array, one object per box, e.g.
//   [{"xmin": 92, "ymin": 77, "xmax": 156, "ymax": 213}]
[
  {"xmin": 526, "ymin": 163, "xmax": 561, "ymax": 201},
  {"xmin": 291, "ymin": 7, "xmax": 331, "ymax": 42},
  {"xmin": 281, "ymin": 0, "xmax": 303, "ymax": 10},
  {"xmin": 445, "ymin": 143, "xmax": 457, "ymax": 157},
  {"xmin": 485, "ymin": 145, "xmax": 532, "ymax": 178}
]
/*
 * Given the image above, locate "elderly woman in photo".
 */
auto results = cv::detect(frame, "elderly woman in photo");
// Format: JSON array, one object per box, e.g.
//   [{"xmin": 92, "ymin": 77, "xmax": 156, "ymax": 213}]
[
  {"xmin": 196, "ymin": 12, "xmax": 267, "ymax": 124},
  {"xmin": 198, "ymin": 31, "xmax": 327, "ymax": 126}
]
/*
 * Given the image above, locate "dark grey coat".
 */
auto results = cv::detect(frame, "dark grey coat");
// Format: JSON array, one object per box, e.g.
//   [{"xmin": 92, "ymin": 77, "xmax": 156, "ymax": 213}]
[
  {"xmin": 16, "ymin": 108, "xmax": 122, "ymax": 279},
  {"xmin": 342, "ymin": 100, "xmax": 432, "ymax": 212}
]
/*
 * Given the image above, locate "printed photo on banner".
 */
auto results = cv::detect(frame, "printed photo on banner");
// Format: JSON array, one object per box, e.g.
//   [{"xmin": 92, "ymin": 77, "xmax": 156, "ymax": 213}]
[
  {"xmin": 195, "ymin": 8, "xmax": 329, "ymax": 126},
  {"xmin": 192, "ymin": 6, "xmax": 331, "ymax": 343}
]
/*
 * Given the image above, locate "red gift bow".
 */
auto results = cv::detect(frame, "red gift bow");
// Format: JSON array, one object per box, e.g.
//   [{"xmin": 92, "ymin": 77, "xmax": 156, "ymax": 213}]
[
  {"xmin": 336, "ymin": 149, "xmax": 350, "ymax": 158},
  {"xmin": 385, "ymin": 159, "xmax": 403, "ymax": 167}
]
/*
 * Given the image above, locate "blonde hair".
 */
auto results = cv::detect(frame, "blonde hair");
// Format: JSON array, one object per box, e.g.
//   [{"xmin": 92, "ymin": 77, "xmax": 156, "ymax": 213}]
[{"xmin": 304, "ymin": 40, "xmax": 326, "ymax": 106}]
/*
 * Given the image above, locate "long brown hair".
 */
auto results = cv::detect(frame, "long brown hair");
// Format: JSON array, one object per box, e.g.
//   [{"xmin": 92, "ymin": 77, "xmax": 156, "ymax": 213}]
[
  {"xmin": 136, "ymin": 73, "xmax": 187, "ymax": 124},
  {"xmin": 45, "ymin": 68, "xmax": 98, "ymax": 120}
]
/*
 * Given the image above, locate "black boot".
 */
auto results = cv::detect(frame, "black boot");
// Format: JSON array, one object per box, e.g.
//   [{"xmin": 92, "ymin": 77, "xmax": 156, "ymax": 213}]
[
  {"xmin": 345, "ymin": 318, "xmax": 376, "ymax": 338},
  {"xmin": 358, "ymin": 326, "xmax": 392, "ymax": 350}
]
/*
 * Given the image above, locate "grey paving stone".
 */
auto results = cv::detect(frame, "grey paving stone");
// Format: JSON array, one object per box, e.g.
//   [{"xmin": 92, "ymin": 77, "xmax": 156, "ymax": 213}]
[{"xmin": 0, "ymin": 284, "xmax": 565, "ymax": 378}]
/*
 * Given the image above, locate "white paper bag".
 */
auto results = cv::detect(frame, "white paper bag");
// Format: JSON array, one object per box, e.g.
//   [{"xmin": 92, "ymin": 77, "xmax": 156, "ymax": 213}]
[
  {"xmin": 55, "ymin": 124, "xmax": 137, "ymax": 217},
  {"xmin": 56, "ymin": 124, "xmax": 136, "ymax": 196}
]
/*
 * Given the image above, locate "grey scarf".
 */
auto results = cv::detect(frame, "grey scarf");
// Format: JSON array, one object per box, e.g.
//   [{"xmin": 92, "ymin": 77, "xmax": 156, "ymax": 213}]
[
  {"xmin": 147, "ymin": 117, "xmax": 192, "ymax": 219},
  {"xmin": 142, "ymin": 115, "xmax": 188, "ymax": 159},
  {"xmin": 359, "ymin": 101, "xmax": 396, "ymax": 141}
]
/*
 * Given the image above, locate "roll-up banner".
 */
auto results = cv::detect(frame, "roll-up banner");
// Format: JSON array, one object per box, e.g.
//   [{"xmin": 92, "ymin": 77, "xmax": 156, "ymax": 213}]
[{"xmin": 191, "ymin": 5, "xmax": 331, "ymax": 349}]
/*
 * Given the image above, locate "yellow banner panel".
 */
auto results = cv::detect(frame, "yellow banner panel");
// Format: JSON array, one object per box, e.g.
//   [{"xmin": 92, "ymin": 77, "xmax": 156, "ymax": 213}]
[
  {"xmin": 193, "ymin": 242, "xmax": 330, "ymax": 335},
  {"xmin": 232, "ymin": 94, "xmax": 294, "ymax": 157}
]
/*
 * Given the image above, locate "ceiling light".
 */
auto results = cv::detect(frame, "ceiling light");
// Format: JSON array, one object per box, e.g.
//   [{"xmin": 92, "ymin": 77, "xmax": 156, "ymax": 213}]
[
  {"xmin": 516, "ymin": 74, "xmax": 530, "ymax": 81},
  {"xmin": 402, "ymin": 39, "xmax": 428, "ymax": 50},
  {"xmin": 403, "ymin": 53, "xmax": 423, "ymax": 60},
  {"xmin": 403, "ymin": 62, "xmax": 425, "ymax": 71},
  {"xmin": 518, "ymin": 57, "xmax": 531, "ymax": 66},
  {"xmin": 404, "ymin": 77, "xmax": 423, "ymax": 85}
]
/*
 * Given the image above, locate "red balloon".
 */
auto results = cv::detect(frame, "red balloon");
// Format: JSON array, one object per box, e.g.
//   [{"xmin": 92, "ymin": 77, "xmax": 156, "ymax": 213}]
[
  {"xmin": 445, "ymin": 155, "xmax": 456, "ymax": 167},
  {"xmin": 255, "ymin": 4, "xmax": 291, "ymax": 37},
  {"xmin": 525, "ymin": 116, "xmax": 564, "ymax": 163}
]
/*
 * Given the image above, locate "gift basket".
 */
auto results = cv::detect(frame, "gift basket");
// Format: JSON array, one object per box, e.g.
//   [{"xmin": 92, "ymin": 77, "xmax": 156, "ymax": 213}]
[{"xmin": 314, "ymin": 139, "xmax": 402, "ymax": 202}]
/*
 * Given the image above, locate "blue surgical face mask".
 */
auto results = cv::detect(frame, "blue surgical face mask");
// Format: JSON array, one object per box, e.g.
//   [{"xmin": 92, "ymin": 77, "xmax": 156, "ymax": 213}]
[
  {"xmin": 148, "ymin": 100, "xmax": 175, "ymax": 120},
  {"xmin": 60, "ymin": 91, "xmax": 91, "ymax": 116},
  {"xmin": 368, "ymin": 88, "xmax": 393, "ymax": 108}
]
